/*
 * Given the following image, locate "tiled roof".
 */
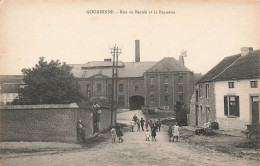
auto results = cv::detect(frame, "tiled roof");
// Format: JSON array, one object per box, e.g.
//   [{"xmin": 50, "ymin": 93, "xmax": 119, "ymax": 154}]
[
  {"xmin": 0, "ymin": 83, "xmax": 22, "ymax": 93},
  {"xmin": 198, "ymin": 49, "xmax": 260, "ymax": 82},
  {"xmin": 146, "ymin": 57, "xmax": 190, "ymax": 73},
  {"xmin": 0, "ymin": 75, "xmax": 23, "ymax": 85},
  {"xmin": 81, "ymin": 61, "xmax": 125, "ymax": 69},
  {"xmin": 70, "ymin": 61, "xmax": 157, "ymax": 78}
]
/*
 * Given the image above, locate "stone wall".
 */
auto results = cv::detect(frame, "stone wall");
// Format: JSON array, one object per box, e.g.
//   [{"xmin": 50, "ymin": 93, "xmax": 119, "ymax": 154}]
[
  {"xmin": 189, "ymin": 82, "xmax": 216, "ymax": 127},
  {"xmin": 0, "ymin": 104, "xmax": 79, "ymax": 142}
]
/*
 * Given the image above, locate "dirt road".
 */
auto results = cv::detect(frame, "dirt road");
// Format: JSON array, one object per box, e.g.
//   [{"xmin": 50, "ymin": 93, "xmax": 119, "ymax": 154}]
[{"xmin": 1, "ymin": 110, "xmax": 258, "ymax": 166}]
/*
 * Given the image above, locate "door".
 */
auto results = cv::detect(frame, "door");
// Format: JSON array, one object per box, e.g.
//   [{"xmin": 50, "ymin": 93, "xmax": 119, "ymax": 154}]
[
  {"xmin": 251, "ymin": 96, "xmax": 259, "ymax": 124},
  {"xmin": 195, "ymin": 105, "xmax": 199, "ymax": 126},
  {"xmin": 93, "ymin": 110, "xmax": 99, "ymax": 133}
]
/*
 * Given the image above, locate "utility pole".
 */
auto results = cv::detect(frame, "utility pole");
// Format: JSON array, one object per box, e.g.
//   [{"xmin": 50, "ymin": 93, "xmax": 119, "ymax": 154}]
[{"xmin": 110, "ymin": 45, "xmax": 122, "ymax": 126}]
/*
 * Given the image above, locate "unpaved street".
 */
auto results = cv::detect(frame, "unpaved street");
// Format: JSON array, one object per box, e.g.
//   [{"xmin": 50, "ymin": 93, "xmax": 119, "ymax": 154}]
[{"xmin": 1, "ymin": 110, "xmax": 258, "ymax": 166}]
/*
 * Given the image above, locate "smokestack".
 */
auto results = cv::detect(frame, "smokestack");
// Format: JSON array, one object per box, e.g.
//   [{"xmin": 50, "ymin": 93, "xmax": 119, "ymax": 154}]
[{"xmin": 135, "ymin": 40, "xmax": 140, "ymax": 62}]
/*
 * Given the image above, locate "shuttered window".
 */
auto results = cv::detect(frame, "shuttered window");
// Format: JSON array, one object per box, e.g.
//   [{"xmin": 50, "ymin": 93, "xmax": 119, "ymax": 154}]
[{"xmin": 224, "ymin": 95, "xmax": 240, "ymax": 117}]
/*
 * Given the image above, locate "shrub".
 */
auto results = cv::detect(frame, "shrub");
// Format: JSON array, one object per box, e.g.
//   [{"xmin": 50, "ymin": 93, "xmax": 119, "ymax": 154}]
[{"xmin": 211, "ymin": 121, "xmax": 219, "ymax": 129}]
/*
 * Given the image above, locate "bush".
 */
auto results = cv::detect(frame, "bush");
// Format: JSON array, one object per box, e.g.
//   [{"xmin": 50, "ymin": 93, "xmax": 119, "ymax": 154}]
[{"xmin": 211, "ymin": 121, "xmax": 219, "ymax": 129}]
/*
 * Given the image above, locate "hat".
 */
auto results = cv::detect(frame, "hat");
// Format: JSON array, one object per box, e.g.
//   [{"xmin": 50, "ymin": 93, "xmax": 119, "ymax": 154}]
[{"xmin": 78, "ymin": 120, "xmax": 82, "ymax": 123}]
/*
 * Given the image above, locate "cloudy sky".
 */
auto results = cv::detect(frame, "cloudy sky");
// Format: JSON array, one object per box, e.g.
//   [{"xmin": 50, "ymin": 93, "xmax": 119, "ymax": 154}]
[{"xmin": 0, "ymin": 0, "xmax": 259, "ymax": 75}]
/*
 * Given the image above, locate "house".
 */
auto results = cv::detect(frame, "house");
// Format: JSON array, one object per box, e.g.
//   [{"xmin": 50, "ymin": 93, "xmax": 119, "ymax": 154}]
[
  {"xmin": 189, "ymin": 47, "xmax": 260, "ymax": 130},
  {"xmin": 0, "ymin": 75, "xmax": 23, "ymax": 90},
  {"xmin": 0, "ymin": 83, "xmax": 24, "ymax": 105},
  {"xmin": 70, "ymin": 40, "xmax": 194, "ymax": 110}
]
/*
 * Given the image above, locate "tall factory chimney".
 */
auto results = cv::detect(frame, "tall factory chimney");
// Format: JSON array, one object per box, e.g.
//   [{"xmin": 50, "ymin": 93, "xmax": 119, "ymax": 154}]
[{"xmin": 135, "ymin": 40, "xmax": 140, "ymax": 62}]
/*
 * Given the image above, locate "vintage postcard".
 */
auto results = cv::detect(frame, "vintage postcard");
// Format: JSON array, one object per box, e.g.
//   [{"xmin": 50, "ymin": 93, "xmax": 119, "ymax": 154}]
[{"xmin": 0, "ymin": 0, "xmax": 259, "ymax": 166}]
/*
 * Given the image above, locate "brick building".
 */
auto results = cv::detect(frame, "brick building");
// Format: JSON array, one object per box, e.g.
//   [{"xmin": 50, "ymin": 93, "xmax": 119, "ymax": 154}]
[
  {"xmin": 71, "ymin": 40, "xmax": 194, "ymax": 110},
  {"xmin": 189, "ymin": 48, "xmax": 260, "ymax": 130}
]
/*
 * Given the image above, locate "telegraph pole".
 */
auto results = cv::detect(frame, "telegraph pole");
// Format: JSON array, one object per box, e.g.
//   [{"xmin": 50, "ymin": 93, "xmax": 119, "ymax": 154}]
[{"xmin": 110, "ymin": 45, "xmax": 122, "ymax": 126}]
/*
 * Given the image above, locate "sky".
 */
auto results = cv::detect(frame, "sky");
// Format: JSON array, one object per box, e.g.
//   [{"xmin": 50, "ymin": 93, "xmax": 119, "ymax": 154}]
[{"xmin": 0, "ymin": 0, "xmax": 259, "ymax": 75}]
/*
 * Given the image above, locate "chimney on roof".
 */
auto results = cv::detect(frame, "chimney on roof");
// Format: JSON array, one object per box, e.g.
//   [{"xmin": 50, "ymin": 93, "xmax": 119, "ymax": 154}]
[
  {"xmin": 104, "ymin": 58, "xmax": 112, "ymax": 62},
  {"xmin": 135, "ymin": 40, "xmax": 140, "ymax": 62},
  {"xmin": 179, "ymin": 50, "xmax": 187, "ymax": 66},
  {"xmin": 241, "ymin": 47, "xmax": 253, "ymax": 56}
]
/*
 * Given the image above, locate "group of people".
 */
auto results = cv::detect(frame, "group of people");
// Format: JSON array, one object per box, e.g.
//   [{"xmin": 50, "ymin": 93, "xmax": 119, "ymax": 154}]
[
  {"xmin": 130, "ymin": 114, "xmax": 162, "ymax": 132},
  {"xmin": 167, "ymin": 123, "xmax": 180, "ymax": 142},
  {"xmin": 110, "ymin": 124, "xmax": 124, "ymax": 143},
  {"xmin": 131, "ymin": 114, "xmax": 162, "ymax": 142}
]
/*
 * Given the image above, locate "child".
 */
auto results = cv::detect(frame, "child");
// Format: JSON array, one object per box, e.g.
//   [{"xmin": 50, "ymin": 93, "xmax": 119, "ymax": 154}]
[
  {"xmin": 151, "ymin": 126, "xmax": 157, "ymax": 141},
  {"xmin": 168, "ymin": 125, "xmax": 173, "ymax": 142},
  {"xmin": 136, "ymin": 119, "xmax": 141, "ymax": 132},
  {"xmin": 116, "ymin": 124, "xmax": 124, "ymax": 143},
  {"xmin": 110, "ymin": 127, "xmax": 117, "ymax": 143},
  {"xmin": 157, "ymin": 119, "xmax": 161, "ymax": 132},
  {"xmin": 145, "ymin": 119, "xmax": 149, "ymax": 129},
  {"xmin": 173, "ymin": 123, "xmax": 180, "ymax": 142},
  {"xmin": 140, "ymin": 118, "xmax": 145, "ymax": 131},
  {"xmin": 130, "ymin": 120, "xmax": 135, "ymax": 132},
  {"xmin": 145, "ymin": 129, "xmax": 150, "ymax": 141}
]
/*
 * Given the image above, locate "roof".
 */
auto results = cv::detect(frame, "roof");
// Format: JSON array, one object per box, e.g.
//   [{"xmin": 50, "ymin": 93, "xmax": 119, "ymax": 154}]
[
  {"xmin": 70, "ymin": 61, "xmax": 157, "ymax": 78},
  {"xmin": 81, "ymin": 61, "xmax": 125, "ymax": 69},
  {"xmin": 0, "ymin": 83, "xmax": 22, "ymax": 94},
  {"xmin": 0, "ymin": 75, "xmax": 23, "ymax": 85},
  {"xmin": 194, "ymin": 73, "xmax": 203, "ymax": 82},
  {"xmin": 146, "ymin": 57, "xmax": 191, "ymax": 73},
  {"xmin": 199, "ymin": 49, "xmax": 260, "ymax": 82}
]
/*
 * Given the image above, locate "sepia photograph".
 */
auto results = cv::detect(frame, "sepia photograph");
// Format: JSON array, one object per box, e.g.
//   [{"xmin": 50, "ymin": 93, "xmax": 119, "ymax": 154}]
[{"xmin": 0, "ymin": 0, "xmax": 259, "ymax": 165}]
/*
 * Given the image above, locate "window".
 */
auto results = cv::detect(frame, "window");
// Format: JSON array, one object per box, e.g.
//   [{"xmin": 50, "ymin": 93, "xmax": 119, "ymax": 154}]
[
  {"xmin": 206, "ymin": 107, "xmax": 210, "ymax": 122},
  {"xmin": 250, "ymin": 81, "xmax": 258, "ymax": 88},
  {"xmin": 150, "ymin": 77, "xmax": 155, "ymax": 84},
  {"xmin": 224, "ymin": 96, "xmax": 240, "ymax": 117},
  {"xmin": 178, "ymin": 93, "xmax": 183, "ymax": 101},
  {"xmin": 150, "ymin": 95, "xmax": 155, "ymax": 102},
  {"xmin": 199, "ymin": 84, "xmax": 202, "ymax": 97},
  {"xmin": 118, "ymin": 96, "xmax": 124, "ymax": 107},
  {"xmin": 150, "ymin": 85, "xmax": 155, "ymax": 92},
  {"xmin": 164, "ymin": 95, "xmax": 169, "ymax": 105},
  {"xmin": 135, "ymin": 85, "xmax": 139, "ymax": 93},
  {"xmin": 179, "ymin": 85, "xmax": 183, "ymax": 93},
  {"xmin": 228, "ymin": 82, "xmax": 234, "ymax": 88},
  {"xmin": 86, "ymin": 84, "xmax": 91, "ymax": 98},
  {"xmin": 195, "ymin": 90, "xmax": 199, "ymax": 102},
  {"xmin": 108, "ymin": 84, "xmax": 112, "ymax": 96},
  {"xmin": 164, "ymin": 84, "xmax": 169, "ymax": 93},
  {"xmin": 97, "ymin": 84, "xmax": 101, "ymax": 93},
  {"xmin": 119, "ymin": 84, "xmax": 124, "ymax": 92},
  {"xmin": 206, "ymin": 84, "xmax": 209, "ymax": 99},
  {"xmin": 179, "ymin": 75, "xmax": 183, "ymax": 83},
  {"xmin": 200, "ymin": 105, "xmax": 203, "ymax": 121},
  {"xmin": 164, "ymin": 75, "xmax": 169, "ymax": 83}
]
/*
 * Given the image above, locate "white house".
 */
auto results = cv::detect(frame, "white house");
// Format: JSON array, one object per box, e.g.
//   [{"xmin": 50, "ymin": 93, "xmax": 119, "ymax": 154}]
[
  {"xmin": 0, "ymin": 83, "xmax": 22, "ymax": 105},
  {"xmin": 189, "ymin": 47, "xmax": 260, "ymax": 131},
  {"xmin": 215, "ymin": 79, "xmax": 259, "ymax": 130}
]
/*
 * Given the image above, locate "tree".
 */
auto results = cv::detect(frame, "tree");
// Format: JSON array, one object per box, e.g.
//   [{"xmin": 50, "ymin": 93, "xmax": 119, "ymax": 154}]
[
  {"xmin": 175, "ymin": 101, "xmax": 188, "ymax": 126},
  {"xmin": 12, "ymin": 57, "xmax": 82, "ymax": 105}
]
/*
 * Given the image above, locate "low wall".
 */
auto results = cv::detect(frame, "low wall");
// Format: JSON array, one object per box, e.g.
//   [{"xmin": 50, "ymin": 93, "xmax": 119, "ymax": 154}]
[
  {"xmin": 217, "ymin": 117, "xmax": 248, "ymax": 131},
  {"xmin": 0, "ymin": 104, "xmax": 79, "ymax": 142}
]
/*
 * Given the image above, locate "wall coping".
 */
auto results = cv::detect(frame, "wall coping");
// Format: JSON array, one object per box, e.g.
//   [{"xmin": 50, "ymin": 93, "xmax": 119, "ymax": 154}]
[{"xmin": 0, "ymin": 103, "xmax": 79, "ymax": 110}]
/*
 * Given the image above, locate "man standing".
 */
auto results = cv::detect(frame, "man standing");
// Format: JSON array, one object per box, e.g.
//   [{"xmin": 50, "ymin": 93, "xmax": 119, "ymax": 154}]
[
  {"xmin": 133, "ymin": 114, "xmax": 138, "ymax": 123},
  {"xmin": 140, "ymin": 118, "xmax": 145, "ymax": 131},
  {"xmin": 76, "ymin": 120, "xmax": 85, "ymax": 143}
]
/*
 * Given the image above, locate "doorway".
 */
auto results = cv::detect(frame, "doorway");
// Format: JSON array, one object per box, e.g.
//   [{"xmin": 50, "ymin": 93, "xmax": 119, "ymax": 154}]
[
  {"xmin": 251, "ymin": 96, "xmax": 259, "ymax": 124},
  {"xmin": 129, "ymin": 96, "xmax": 145, "ymax": 110}
]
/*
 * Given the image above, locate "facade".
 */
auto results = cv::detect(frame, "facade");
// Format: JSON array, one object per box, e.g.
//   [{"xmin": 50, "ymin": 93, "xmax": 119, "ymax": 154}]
[
  {"xmin": 189, "ymin": 48, "xmax": 260, "ymax": 130},
  {"xmin": 0, "ymin": 83, "xmax": 24, "ymax": 105},
  {"xmin": 71, "ymin": 40, "xmax": 194, "ymax": 110}
]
